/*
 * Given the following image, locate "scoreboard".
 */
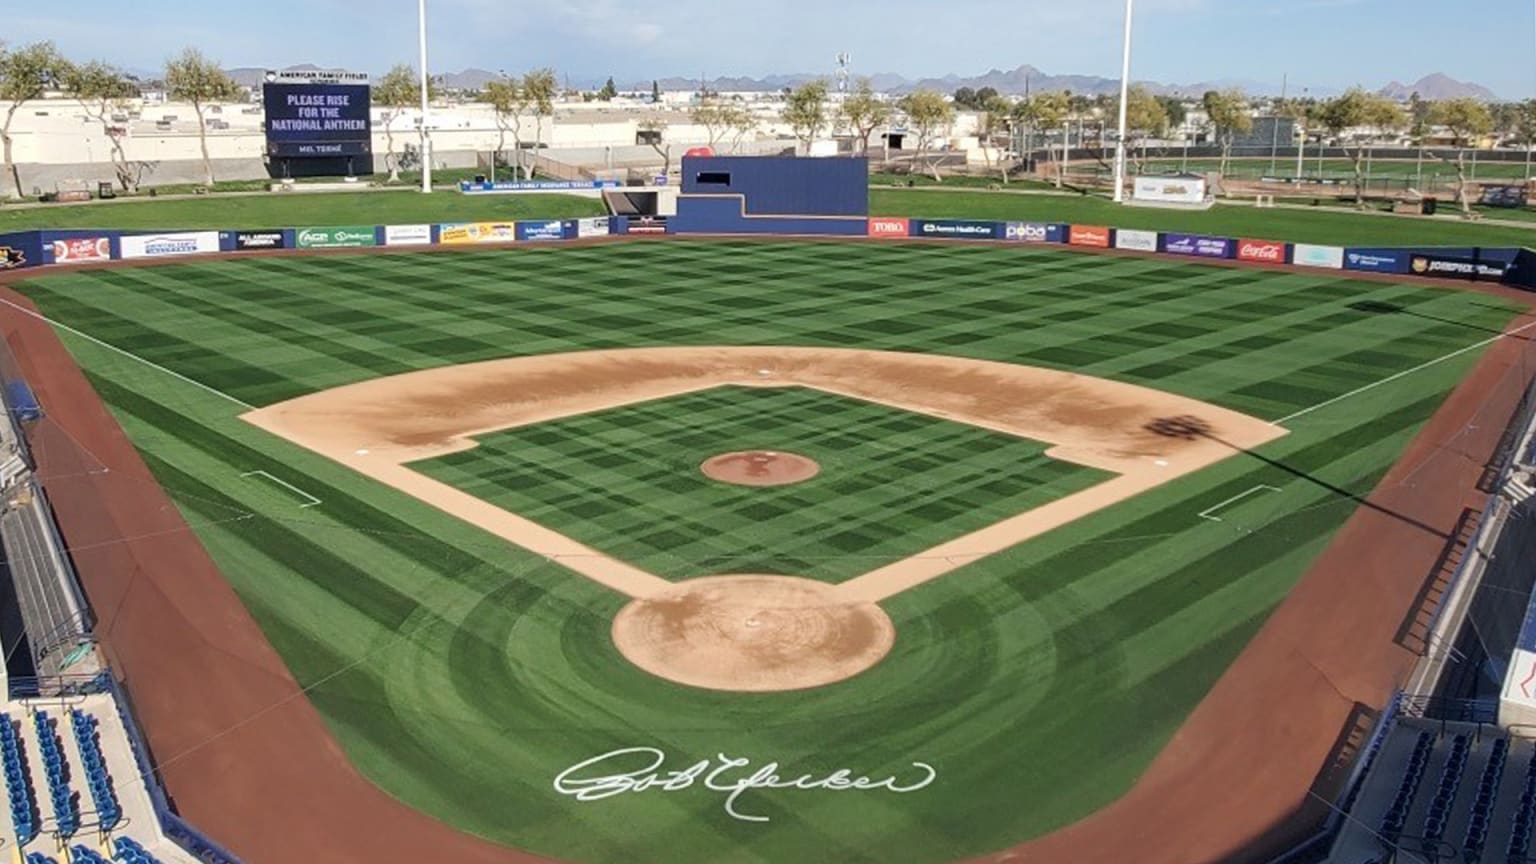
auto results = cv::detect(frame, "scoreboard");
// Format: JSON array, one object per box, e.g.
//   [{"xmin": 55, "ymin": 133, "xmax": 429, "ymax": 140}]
[{"xmin": 262, "ymin": 70, "xmax": 372, "ymax": 159}]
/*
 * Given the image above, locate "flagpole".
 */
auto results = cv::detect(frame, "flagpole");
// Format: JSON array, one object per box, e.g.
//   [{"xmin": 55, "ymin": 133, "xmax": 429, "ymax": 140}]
[
  {"xmin": 418, "ymin": 0, "xmax": 432, "ymax": 194},
  {"xmin": 1112, "ymin": 0, "xmax": 1135, "ymax": 203}
]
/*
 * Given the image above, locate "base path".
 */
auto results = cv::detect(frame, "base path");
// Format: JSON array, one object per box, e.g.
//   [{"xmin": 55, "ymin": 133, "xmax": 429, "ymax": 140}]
[{"xmin": 243, "ymin": 346, "xmax": 1286, "ymax": 604}]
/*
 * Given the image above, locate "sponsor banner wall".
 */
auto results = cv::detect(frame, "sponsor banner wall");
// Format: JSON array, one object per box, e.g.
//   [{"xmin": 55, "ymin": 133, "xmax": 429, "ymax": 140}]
[
  {"xmin": 0, "ymin": 232, "xmax": 42, "ymax": 270},
  {"xmin": 1163, "ymin": 233, "xmax": 1234, "ymax": 259},
  {"xmin": 459, "ymin": 179, "xmax": 622, "ymax": 194},
  {"xmin": 1237, "ymin": 239, "xmax": 1288, "ymax": 265},
  {"xmin": 45, "ymin": 235, "xmax": 113, "ymax": 264},
  {"xmin": 913, "ymin": 219, "xmax": 1003, "ymax": 240},
  {"xmin": 623, "ymin": 216, "xmax": 670, "ymax": 235},
  {"xmin": 867, "ymin": 217, "xmax": 911, "ymax": 238},
  {"xmin": 1132, "ymin": 175, "xmax": 1207, "ymax": 205},
  {"xmin": 575, "ymin": 217, "xmax": 611, "ymax": 239},
  {"xmin": 1114, "ymin": 229, "xmax": 1158, "ymax": 252},
  {"xmin": 1409, "ymin": 252, "xmax": 1508, "ymax": 281},
  {"xmin": 228, "ymin": 230, "xmax": 289, "ymax": 251},
  {"xmin": 1004, "ymin": 222, "xmax": 1051, "ymax": 243},
  {"xmin": 1068, "ymin": 225, "xmax": 1112, "ymax": 248},
  {"xmin": 516, "ymin": 220, "xmax": 567, "ymax": 242},
  {"xmin": 384, "ymin": 224, "xmax": 433, "ymax": 246},
  {"xmin": 120, "ymin": 231, "xmax": 220, "ymax": 260},
  {"xmin": 1343, "ymin": 248, "xmax": 1408, "ymax": 274},
  {"xmin": 295, "ymin": 226, "xmax": 378, "ymax": 249},
  {"xmin": 439, "ymin": 223, "xmax": 516, "ymax": 245},
  {"xmin": 1293, "ymin": 244, "xmax": 1345, "ymax": 269}
]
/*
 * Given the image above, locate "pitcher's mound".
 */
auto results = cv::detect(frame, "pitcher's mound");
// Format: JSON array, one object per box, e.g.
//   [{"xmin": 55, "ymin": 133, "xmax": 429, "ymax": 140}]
[
  {"xmin": 612, "ymin": 575, "xmax": 895, "ymax": 692},
  {"xmin": 701, "ymin": 451, "xmax": 820, "ymax": 487}
]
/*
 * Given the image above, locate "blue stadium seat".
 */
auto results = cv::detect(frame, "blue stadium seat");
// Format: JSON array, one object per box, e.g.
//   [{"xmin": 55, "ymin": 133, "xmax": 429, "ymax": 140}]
[
  {"xmin": 1380, "ymin": 731, "xmax": 1436, "ymax": 843},
  {"xmin": 27, "ymin": 852, "xmax": 59, "ymax": 864},
  {"xmin": 1463, "ymin": 737, "xmax": 1509, "ymax": 863},
  {"xmin": 33, "ymin": 711, "xmax": 80, "ymax": 837},
  {"xmin": 1, "ymin": 713, "xmax": 39, "ymax": 842},
  {"xmin": 70, "ymin": 846, "xmax": 112, "ymax": 864},
  {"xmin": 111, "ymin": 836, "xmax": 165, "ymax": 864},
  {"xmin": 69, "ymin": 710, "xmax": 120, "ymax": 830}
]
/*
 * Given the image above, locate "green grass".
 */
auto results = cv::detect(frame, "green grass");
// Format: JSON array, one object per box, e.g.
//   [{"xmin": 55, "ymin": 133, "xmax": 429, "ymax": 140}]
[
  {"xmin": 0, "ymin": 189, "xmax": 606, "ymax": 231},
  {"xmin": 870, "ymin": 188, "xmax": 1536, "ymax": 247},
  {"xmin": 13, "ymin": 240, "xmax": 1522, "ymax": 864},
  {"xmin": 416, "ymin": 386, "xmax": 1109, "ymax": 584},
  {"xmin": 1137, "ymin": 156, "xmax": 1534, "ymax": 181}
]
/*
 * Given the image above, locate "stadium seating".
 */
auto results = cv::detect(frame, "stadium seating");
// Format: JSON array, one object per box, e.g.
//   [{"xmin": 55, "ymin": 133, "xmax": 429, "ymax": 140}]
[
  {"xmin": 1379, "ymin": 730, "xmax": 1435, "ymax": 843},
  {"xmin": 1421, "ymin": 734, "xmax": 1471, "ymax": 843},
  {"xmin": 1504, "ymin": 745, "xmax": 1536, "ymax": 864},
  {"xmin": 111, "ymin": 837, "xmax": 164, "ymax": 864},
  {"xmin": 26, "ymin": 853, "xmax": 58, "ymax": 864},
  {"xmin": 33, "ymin": 711, "xmax": 80, "ymax": 836},
  {"xmin": 68, "ymin": 710, "xmax": 120, "ymax": 830},
  {"xmin": 1, "ymin": 713, "xmax": 38, "ymax": 842},
  {"xmin": 1462, "ymin": 737, "xmax": 1508, "ymax": 862},
  {"xmin": 69, "ymin": 844, "xmax": 112, "ymax": 864}
]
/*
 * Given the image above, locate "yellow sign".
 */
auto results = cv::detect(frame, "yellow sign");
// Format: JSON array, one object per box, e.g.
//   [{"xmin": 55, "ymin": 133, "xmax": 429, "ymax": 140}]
[{"xmin": 439, "ymin": 222, "xmax": 516, "ymax": 245}]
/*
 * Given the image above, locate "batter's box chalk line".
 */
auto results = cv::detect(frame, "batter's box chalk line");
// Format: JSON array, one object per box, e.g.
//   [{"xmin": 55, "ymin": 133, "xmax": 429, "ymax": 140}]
[
  {"xmin": 241, "ymin": 470, "xmax": 322, "ymax": 509},
  {"xmin": 1198, "ymin": 485, "xmax": 1283, "ymax": 523}
]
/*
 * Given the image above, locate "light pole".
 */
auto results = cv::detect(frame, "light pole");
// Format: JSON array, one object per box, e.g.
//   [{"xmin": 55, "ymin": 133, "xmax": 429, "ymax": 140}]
[
  {"xmin": 418, "ymin": 0, "xmax": 432, "ymax": 193},
  {"xmin": 1112, "ymin": 0, "xmax": 1135, "ymax": 202}
]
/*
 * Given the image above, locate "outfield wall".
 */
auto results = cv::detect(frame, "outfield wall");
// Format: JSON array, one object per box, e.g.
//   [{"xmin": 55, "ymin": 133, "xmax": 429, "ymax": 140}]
[{"xmin": 2, "ymin": 218, "xmax": 1533, "ymax": 292}]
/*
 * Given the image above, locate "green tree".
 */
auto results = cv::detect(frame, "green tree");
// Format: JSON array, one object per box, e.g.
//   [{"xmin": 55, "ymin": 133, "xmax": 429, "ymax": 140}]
[
  {"xmin": 484, "ymin": 76, "xmax": 527, "ymax": 179},
  {"xmin": 783, "ymin": 79, "xmax": 830, "ymax": 154},
  {"xmin": 899, "ymin": 88, "xmax": 955, "ymax": 181},
  {"xmin": 1156, "ymin": 96, "xmax": 1188, "ymax": 132},
  {"xmin": 977, "ymin": 93, "xmax": 1014, "ymax": 183},
  {"xmin": 0, "ymin": 41, "xmax": 70, "ymax": 198},
  {"xmin": 1111, "ymin": 85, "xmax": 1168, "ymax": 170},
  {"xmin": 1428, "ymin": 97, "xmax": 1495, "ymax": 215},
  {"xmin": 651, "ymin": 80, "xmax": 661, "ymax": 103},
  {"xmin": 1012, "ymin": 91, "xmax": 1069, "ymax": 187},
  {"xmin": 1202, "ymin": 88, "xmax": 1253, "ymax": 179},
  {"xmin": 598, "ymin": 77, "xmax": 617, "ymax": 101},
  {"xmin": 523, "ymin": 68, "xmax": 558, "ymax": 173},
  {"xmin": 952, "ymin": 87, "xmax": 977, "ymax": 110},
  {"xmin": 374, "ymin": 64, "xmax": 429, "ymax": 182},
  {"xmin": 691, "ymin": 97, "xmax": 755, "ymax": 151},
  {"xmin": 65, "ymin": 60, "xmax": 148, "ymax": 192},
  {"xmin": 837, "ymin": 78, "xmax": 891, "ymax": 157},
  {"xmin": 1515, "ymin": 99, "xmax": 1536, "ymax": 181},
  {"xmin": 163, "ymin": 48, "xmax": 240, "ymax": 187},
  {"xmin": 1317, "ymin": 87, "xmax": 1404, "ymax": 206}
]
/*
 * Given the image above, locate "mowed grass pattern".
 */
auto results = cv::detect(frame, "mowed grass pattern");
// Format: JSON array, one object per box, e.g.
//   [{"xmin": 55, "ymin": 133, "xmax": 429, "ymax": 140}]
[
  {"xmin": 415, "ymin": 386, "xmax": 1110, "ymax": 583},
  {"xmin": 12, "ymin": 240, "xmax": 1523, "ymax": 864}
]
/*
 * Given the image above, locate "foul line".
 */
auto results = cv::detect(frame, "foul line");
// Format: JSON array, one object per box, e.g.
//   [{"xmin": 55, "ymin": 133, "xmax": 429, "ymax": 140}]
[
  {"xmin": 0, "ymin": 296, "xmax": 256, "ymax": 411},
  {"xmin": 1273, "ymin": 318, "xmax": 1536, "ymax": 426},
  {"xmin": 1198, "ymin": 485, "xmax": 1282, "ymax": 522},
  {"xmin": 241, "ymin": 470, "xmax": 321, "ymax": 508}
]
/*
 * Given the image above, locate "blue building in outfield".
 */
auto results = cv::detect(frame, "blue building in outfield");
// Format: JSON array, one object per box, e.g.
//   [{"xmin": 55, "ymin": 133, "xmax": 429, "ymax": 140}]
[{"xmin": 672, "ymin": 156, "xmax": 870, "ymax": 236}]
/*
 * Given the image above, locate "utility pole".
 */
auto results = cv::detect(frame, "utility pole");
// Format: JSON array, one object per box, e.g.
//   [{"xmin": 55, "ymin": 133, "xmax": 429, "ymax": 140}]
[
  {"xmin": 1269, "ymin": 73, "xmax": 1287, "ymax": 175},
  {"xmin": 418, "ymin": 0, "xmax": 432, "ymax": 194},
  {"xmin": 1112, "ymin": 0, "xmax": 1135, "ymax": 202}
]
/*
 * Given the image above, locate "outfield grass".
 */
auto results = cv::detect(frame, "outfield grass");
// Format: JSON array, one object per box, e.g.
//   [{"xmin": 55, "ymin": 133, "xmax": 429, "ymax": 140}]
[
  {"xmin": 13, "ymin": 241, "xmax": 1521, "ymax": 863},
  {"xmin": 0, "ymin": 190, "xmax": 606, "ymax": 231},
  {"xmin": 416, "ymin": 386, "xmax": 1109, "ymax": 584}
]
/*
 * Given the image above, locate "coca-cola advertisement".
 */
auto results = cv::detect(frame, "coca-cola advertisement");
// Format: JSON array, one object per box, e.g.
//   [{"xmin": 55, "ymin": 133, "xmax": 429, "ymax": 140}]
[{"xmin": 1237, "ymin": 240, "xmax": 1287, "ymax": 264}]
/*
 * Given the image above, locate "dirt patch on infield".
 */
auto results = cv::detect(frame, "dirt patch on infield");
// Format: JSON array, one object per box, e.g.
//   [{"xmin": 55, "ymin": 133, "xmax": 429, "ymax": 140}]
[{"xmin": 701, "ymin": 451, "xmax": 821, "ymax": 487}]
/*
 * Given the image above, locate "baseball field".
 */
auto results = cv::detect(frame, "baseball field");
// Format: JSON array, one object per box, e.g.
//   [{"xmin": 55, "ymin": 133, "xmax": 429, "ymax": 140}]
[{"xmin": 4, "ymin": 238, "xmax": 1526, "ymax": 863}]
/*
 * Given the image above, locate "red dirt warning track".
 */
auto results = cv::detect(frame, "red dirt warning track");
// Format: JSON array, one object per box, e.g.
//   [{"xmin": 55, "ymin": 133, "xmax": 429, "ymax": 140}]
[{"xmin": 1, "ymin": 270, "xmax": 1532, "ymax": 864}]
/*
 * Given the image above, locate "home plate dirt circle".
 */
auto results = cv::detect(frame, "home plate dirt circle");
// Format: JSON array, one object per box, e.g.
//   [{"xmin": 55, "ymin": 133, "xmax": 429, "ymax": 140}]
[
  {"xmin": 700, "ymin": 451, "xmax": 821, "ymax": 487},
  {"xmin": 612, "ymin": 575, "xmax": 896, "ymax": 692}
]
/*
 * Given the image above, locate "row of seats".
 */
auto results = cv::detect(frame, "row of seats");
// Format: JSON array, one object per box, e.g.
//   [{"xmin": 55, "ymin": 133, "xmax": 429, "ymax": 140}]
[
  {"xmin": 69, "ymin": 710, "xmax": 120, "ymax": 830},
  {"xmin": 1381, "ymin": 730, "xmax": 1436, "ymax": 844},
  {"xmin": 113, "ymin": 836, "xmax": 164, "ymax": 864},
  {"xmin": 1423, "ymin": 734, "xmax": 1471, "ymax": 843},
  {"xmin": 33, "ymin": 711, "xmax": 80, "ymax": 836},
  {"xmin": 1, "ymin": 714, "xmax": 38, "ymax": 841},
  {"xmin": 70, "ymin": 843, "xmax": 112, "ymax": 863},
  {"xmin": 1463, "ymin": 737, "xmax": 1510, "ymax": 863},
  {"xmin": 1506, "ymin": 746, "xmax": 1536, "ymax": 864}
]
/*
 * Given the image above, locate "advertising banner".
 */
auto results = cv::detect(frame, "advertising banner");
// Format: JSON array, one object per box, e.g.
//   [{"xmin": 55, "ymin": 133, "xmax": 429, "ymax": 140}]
[
  {"xmin": 295, "ymin": 226, "xmax": 378, "ymax": 249},
  {"xmin": 1004, "ymin": 222, "xmax": 1051, "ymax": 243},
  {"xmin": 1293, "ymin": 244, "xmax": 1345, "ymax": 270},
  {"xmin": 1343, "ymin": 249, "xmax": 1408, "ymax": 274},
  {"xmin": 1132, "ymin": 176, "xmax": 1207, "ymax": 205},
  {"xmin": 627, "ymin": 216, "xmax": 670, "ymax": 235},
  {"xmin": 120, "ymin": 232, "xmax": 220, "ymax": 259},
  {"xmin": 1114, "ymin": 229, "xmax": 1158, "ymax": 252},
  {"xmin": 439, "ymin": 223, "xmax": 516, "ymax": 245},
  {"xmin": 575, "ymin": 217, "xmax": 611, "ymax": 239},
  {"xmin": 1409, "ymin": 253, "xmax": 1508, "ymax": 281},
  {"xmin": 48, "ymin": 236, "xmax": 112, "ymax": 263},
  {"xmin": 913, "ymin": 219, "xmax": 1001, "ymax": 240},
  {"xmin": 0, "ymin": 232, "xmax": 40, "ymax": 270},
  {"xmin": 233, "ymin": 231, "xmax": 287, "ymax": 251},
  {"xmin": 517, "ymin": 220, "xmax": 567, "ymax": 242},
  {"xmin": 1068, "ymin": 225, "xmax": 1111, "ymax": 248},
  {"xmin": 384, "ymin": 224, "xmax": 433, "ymax": 246},
  {"xmin": 1237, "ymin": 239, "xmax": 1287, "ymax": 264},
  {"xmin": 867, "ymin": 217, "xmax": 911, "ymax": 238},
  {"xmin": 1164, "ymin": 233, "xmax": 1234, "ymax": 259},
  {"xmin": 458, "ymin": 180, "xmax": 622, "ymax": 194}
]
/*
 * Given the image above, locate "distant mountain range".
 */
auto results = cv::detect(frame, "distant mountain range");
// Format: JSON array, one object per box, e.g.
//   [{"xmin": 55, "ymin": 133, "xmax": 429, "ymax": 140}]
[{"xmin": 223, "ymin": 64, "xmax": 1502, "ymax": 102}]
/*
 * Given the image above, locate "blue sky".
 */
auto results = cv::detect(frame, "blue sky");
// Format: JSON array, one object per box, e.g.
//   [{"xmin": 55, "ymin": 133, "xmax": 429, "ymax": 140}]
[{"xmin": 7, "ymin": 0, "xmax": 1535, "ymax": 97}]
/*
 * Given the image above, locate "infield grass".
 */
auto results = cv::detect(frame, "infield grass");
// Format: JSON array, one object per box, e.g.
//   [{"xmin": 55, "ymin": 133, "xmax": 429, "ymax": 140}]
[{"xmin": 11, "ymin": 240, "xmax": 1524, "ymax": 864}]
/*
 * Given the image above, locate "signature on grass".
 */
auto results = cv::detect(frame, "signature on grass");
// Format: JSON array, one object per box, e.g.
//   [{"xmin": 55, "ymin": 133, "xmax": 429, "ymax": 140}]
[{"xmin": 552, "ymin": 747, "xmax": 937, "ymax": 822}]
